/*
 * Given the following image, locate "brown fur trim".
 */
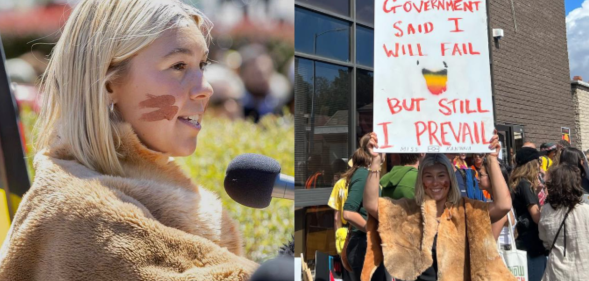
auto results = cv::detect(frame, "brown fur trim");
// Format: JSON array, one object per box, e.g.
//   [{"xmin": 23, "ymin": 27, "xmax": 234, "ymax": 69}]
[
  {"xmin": 361, "ymin": 215, "xmax": 382, "ymax": 281},
  {"xmin": 464, "ymin": 198, "xmax": 517, "ymax": 281},
  {"xmin": 0, "ymin": 122, "xmax": 254, "ymax": 280},
  {"xmin": 371, "ymin": 197, "xmax": 517, "ymax": 281},
  {"xmin": 436, "ymin": 200, "xmax": 468, "ymax": 281},
  {"xmin": 376, "ymin": 196, "xmax": 437, "ymax": 280}
]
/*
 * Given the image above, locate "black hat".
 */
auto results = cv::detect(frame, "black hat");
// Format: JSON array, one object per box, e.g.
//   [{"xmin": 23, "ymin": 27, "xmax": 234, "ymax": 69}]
[
  {"xmin": 540, "ymin": 143, "xmax": 557, "ymax": 152},
  {"xmin": 516, "ymin": 147, "xmax": 540, "ymax": 166}
]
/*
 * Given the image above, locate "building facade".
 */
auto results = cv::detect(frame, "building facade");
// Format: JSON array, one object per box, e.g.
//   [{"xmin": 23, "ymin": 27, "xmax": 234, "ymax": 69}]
[
  {"xmin": 294, "ymin": 0, "xmax": 574, "ymax": 260},
  {"xmin": 572, "ymin": 79, "xmax": 589, "ymax": 151},
  {"xmin": 489, "ymin": 0, "xmax": 575, "ymax": 148}
]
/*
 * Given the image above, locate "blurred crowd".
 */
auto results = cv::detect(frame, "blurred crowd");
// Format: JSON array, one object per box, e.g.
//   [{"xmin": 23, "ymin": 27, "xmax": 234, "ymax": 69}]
[
  {"xmin": 325, "ymin": 135, "xmax": 589, "ymax": 281},
  {"xmin": 1, "ymin": 0, "xmax": 294, "ymax": 123}
]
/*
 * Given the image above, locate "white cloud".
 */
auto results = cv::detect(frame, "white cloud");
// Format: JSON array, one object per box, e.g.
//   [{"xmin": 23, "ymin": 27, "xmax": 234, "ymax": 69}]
[{"xmin": 567, "ymin": 0, "xmax": 589, "ymax": 79}]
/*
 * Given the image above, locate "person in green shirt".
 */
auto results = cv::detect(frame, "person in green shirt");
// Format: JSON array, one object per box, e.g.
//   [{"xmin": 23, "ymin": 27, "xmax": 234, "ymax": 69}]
[
  {"xmin": 341, "ymin": 133, "xmax": 386, "ymax": 281},
  {"xmin": 380, "ymin": 153, "xmax": 421, "ymax": 200}
]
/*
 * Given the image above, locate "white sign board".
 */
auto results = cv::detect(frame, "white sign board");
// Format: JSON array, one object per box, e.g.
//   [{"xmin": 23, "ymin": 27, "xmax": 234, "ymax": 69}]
[
  {"xmin": 374, "ymin": 0, "xmax": 495, "ymax": 153},
  {"xmin": 294, "ymin": 257, "xmax": 301, "ymax": 281}
]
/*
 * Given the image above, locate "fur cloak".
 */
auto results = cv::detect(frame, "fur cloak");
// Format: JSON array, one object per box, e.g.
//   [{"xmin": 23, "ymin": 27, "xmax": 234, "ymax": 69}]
[
  {"xmin": 362, "ymin": 196, "xmax": 517, "ymax": 281},
  {"xmin": 0, "ymin": 122, "xmax": 257, "ymax": 280}
]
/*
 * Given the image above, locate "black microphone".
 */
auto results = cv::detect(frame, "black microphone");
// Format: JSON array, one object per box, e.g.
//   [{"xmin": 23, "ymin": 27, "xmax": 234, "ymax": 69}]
[
  {"xmin": 250, "ymin": 256, "xmax": 294, "ymax": 281},
  {"xmin": 224, "ymin": 153, "xmax": 294, "ymax": 209}
]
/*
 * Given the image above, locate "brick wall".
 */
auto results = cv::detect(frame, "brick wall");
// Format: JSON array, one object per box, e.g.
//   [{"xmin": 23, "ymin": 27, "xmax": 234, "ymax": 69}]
[
  {"xmin": 488, "ymin": 0, "xmax": 575, "ymax": 146},
  {"xmin": 572, "ymin": 81, "xmax": 589, "ymax": 151}
]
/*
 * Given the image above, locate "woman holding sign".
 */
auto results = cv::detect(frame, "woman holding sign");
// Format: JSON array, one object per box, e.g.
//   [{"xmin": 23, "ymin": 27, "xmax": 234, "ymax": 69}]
[{"xmin": 361, "ymin": 132, "xmax": 517, "ymax": 281}]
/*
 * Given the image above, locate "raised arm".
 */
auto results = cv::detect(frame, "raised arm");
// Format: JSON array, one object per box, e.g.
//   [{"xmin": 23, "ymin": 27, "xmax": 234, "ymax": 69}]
[
  {"xmin": 363, "ymin": 132, "xmax": 384, "ymax": 219},
  {"xmin": 487, "ymin": 133, "xmax": 512, "ymax": 223}
]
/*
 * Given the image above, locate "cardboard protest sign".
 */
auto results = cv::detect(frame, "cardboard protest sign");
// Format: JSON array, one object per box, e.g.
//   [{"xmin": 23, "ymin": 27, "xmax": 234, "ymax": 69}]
[{"xmin": 373, "ymin": 0, "xmax": 495, "ymax": 153}]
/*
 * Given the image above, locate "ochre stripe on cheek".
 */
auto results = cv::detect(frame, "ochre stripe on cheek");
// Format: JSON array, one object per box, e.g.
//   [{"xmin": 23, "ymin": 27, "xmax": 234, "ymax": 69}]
[{"xmin": 139, "ymin": 94, "xmax": 179, "ymax": 121}]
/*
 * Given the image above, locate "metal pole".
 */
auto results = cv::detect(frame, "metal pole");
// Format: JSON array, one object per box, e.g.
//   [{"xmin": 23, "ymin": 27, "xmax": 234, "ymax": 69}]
[
  {"xmin": 310, "ymin": 62, "xmax": 315, "ymax": 156},
  {"xmin": 510, "ymin": 0, "xmax": 518, "ymax": 33},
  {"xmin": 486, "ymin": 0, "xmax": 498, "ymax": 128},
  {"xmin": 0, "ymin": 35, "xmax": 31, "ymax": 220},
  {"xmin": 309, "ymin": 28, "xmax": 348, "ymax": 156}
]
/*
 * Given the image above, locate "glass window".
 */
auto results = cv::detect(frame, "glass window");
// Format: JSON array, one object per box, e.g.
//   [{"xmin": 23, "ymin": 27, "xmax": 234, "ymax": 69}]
[
  {"xmin": 356, "ymin": 0, "xmax": 375, "ymax": 25},
  {"xmin": 356, "ymin": 70, "xmax": 373, "ymax": 142},
  {"xmin": 295, "ymin": 58, "xmax": 351, "ymax": 189},
  {"xmin": 356, "ymin": 26, "xmax": 374, "ymax": 67},
  {"xmin": 356, "ymin": 0, "xmax": 374, "ymax": 25},
  {"xmin": 297, "ymin": 0, "xmax": 350, "ymax": 17},
  {"xmin": 295, "ymin": 58, "xmax": 314, "ymax": 189},
  {"xmin": 304, "ymin": 206, "xmax": 337, "ymax": 260},
  {"xmin": 295, "ymin": 7, "xmax": 351, "ymax": 63}
]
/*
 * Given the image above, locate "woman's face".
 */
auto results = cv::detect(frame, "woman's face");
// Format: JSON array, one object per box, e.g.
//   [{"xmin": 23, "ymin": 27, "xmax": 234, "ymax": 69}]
[
  {"xmin": 474, "ymin": 154, "xmax": 483, "ymax": 166},
  {"xmin": 111, "ymin": 24, "xmax": 212, "ymax": 156},
  {"xmin": 477, "ymin": 165, "xmax": 490, "ymax": 191},
  {"xmin": 422, "ymin": 164, "xmax": 451, "ymax": 202}
]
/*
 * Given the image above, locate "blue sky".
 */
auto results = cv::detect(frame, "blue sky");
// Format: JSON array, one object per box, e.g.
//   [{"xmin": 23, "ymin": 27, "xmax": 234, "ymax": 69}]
[
  {"xmin": 566, "ymin": 0, "xmax": 589, "ymax": 78},
  {"xmin": 566, "ymin": 0, "xmax": 585, "ymax": 14}
]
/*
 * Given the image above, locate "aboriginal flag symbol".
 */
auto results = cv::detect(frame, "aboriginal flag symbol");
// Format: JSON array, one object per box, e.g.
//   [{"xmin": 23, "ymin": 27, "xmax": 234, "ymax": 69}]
[{"xmin": 422, "ymin": 68, "xmax": 448, "ymax": 95}]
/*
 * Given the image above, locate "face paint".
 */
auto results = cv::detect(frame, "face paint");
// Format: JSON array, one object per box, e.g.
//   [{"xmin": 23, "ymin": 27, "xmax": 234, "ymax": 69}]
[{"xmin": 139, "ymin": 94, "xmax": 179, "ymax": 121}]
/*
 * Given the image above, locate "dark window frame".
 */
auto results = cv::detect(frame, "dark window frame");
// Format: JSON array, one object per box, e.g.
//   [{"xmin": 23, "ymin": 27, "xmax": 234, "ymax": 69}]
[
  {"xmin": 297, "ymin": 0, "xmax": 352, "ymax": 19},
  {"xmin": 295, "ymin": 7, "xmax": 353, "ymax": 63},
  {"xmin": 295, "ymin": 1, "xmax": 375, "ymax": 187}
]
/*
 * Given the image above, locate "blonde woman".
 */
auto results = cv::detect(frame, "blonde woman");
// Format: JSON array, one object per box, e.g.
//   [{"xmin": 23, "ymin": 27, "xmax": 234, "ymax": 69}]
[
  {"xmin": 362, "ymin": 133, "xmax": 516, "ymax": 281},
  {"xmin": 0, "ymin": 0, "xmax": 257, "ymax": 280}
]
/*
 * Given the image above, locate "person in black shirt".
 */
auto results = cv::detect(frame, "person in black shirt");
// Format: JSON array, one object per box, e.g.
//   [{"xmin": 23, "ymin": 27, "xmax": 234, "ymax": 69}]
[{"xmin": 509, "ymin": 147, "xmax": 546, "ymax": 281}]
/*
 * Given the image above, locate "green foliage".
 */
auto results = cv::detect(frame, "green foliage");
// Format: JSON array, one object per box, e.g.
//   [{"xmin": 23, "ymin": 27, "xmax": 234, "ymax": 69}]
[
  {"xmin": 21, "ymin": 109, "xmax": 294, "ymax": 263},
  {"xmin": 19, "ymin": 105, "xmax": 37, "ymax": 182},
  {"xmin": 175, "ymin": 114, "xmax": 294, "ymax": 262}
]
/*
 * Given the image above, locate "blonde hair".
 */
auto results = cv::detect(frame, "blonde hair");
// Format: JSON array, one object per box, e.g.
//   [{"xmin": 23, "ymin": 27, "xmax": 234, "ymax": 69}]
[
  {"xmin": 509, "ymin": 160, "xmax": 539, "ymax": 192},
  {"xmin": 415, "ymin": 154, "xmax": 462, "ymax": 206},
  {"xmin": 35, "ymin": 0, "xmax": 212, "ymax": 176},
  {"xmin": 341, "ymin": 133, "xmax": 373, "ymax": 185}
]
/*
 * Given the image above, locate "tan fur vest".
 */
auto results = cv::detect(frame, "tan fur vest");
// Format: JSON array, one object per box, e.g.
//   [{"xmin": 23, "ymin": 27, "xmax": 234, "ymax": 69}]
[
  {"xmin": 362, "ymin": 196, "xmax": 517, "ymax": 281},
  {"xmin": 0, "ymin": 123, "xmax": 257, "ymax": 280}
]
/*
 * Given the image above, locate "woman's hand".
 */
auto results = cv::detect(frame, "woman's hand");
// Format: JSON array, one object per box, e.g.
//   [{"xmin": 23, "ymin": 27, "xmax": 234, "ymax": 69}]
[
  {"xmin": 487, "ymin": 130, "xmax": 500, "ymax": 159},
  {"xmin": 368, "ymin": 132, "xmax": 384, "ymax": 169},
  {"xmin": 364, "ymin": 132, "xmax": 384, "ymax": 219}
]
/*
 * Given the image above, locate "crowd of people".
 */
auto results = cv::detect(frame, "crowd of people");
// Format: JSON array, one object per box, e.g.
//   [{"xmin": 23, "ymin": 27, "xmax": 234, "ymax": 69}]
[
  {"xmin": 7, "ymin": 42, "xmax": 294, "ymax": 124},
  {"xmin": 328, "ymin": 134, "xmax": 589, "ymax": 281}
]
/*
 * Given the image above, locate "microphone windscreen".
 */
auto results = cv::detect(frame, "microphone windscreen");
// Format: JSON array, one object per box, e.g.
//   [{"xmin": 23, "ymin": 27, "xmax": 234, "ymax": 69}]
[
  {"xmin": 250, "ymin": 257, "xmax": 294, "ymax": 281},
  {"xmin": 224, "ymin": 153, "xmax": 280, "ymax": 208}
]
